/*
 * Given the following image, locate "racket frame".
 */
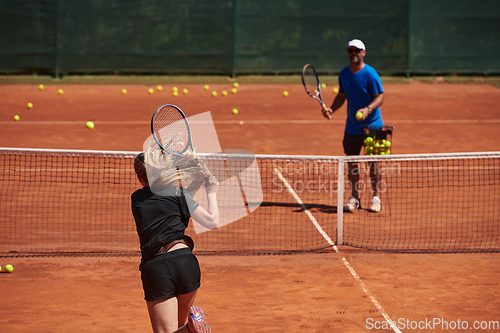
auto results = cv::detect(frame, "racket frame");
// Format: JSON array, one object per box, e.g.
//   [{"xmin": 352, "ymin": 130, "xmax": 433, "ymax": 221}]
[{"xmin": 151, "ymin": 104, "xmax": 194, "ymax": 157}]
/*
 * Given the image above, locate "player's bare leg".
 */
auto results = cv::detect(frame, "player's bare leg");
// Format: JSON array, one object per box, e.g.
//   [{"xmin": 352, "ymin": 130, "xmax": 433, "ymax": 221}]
[
  {"xmin": 369, "ymin": 162, "xmax": 382, "ymax": 212},
  {"xmin": 344, "ymin": 162, "xmax": 361, "ymax": 212},
  {"xmin": 147, "ymin": 290, "xmax": 201, "ymax": 333}
]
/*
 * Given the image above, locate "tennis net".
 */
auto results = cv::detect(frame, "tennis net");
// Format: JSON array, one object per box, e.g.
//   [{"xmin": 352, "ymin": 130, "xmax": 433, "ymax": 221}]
[{"xmin": 1, "ymin": 148, "xmax": 499, "ymax": 257}]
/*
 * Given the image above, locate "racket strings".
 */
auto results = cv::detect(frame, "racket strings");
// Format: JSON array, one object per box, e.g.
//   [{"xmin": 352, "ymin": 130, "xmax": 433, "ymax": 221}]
[
  {"xmin": 303, "ymin": 67, "xmax": 320, "ymax": 96},
  {"xmin": 153, "ymin": 106, "xmax": 190, "ymax": 154}
]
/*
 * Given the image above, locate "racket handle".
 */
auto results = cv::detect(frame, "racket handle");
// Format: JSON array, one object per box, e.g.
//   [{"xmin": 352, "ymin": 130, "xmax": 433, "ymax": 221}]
[
  {"xmin": 186, "ymin": 160, "xmax": 218, "ymax": 195},
  {"xmin": 322, "ymin": 104, "xmax": 331, "ymax": 120}
]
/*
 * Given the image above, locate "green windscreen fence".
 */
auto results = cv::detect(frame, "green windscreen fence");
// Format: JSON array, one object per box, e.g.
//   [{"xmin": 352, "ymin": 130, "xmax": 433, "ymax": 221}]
[{"xmin": 0, "ymin": 0, "xmax": 499, "ymax": 76}]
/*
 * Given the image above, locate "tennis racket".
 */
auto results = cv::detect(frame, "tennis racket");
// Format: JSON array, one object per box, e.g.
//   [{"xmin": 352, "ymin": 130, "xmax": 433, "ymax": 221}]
[
  {"xmin": 151, "ymin": 104, "xmax": 218, "ymax": 193},
  {"xmin": 151, "ymin": 104, "xmax": 194, "ymax": 157},
  {"xmin": 301, "ymin": 64, "xmax": 331, "ymax": 119}
]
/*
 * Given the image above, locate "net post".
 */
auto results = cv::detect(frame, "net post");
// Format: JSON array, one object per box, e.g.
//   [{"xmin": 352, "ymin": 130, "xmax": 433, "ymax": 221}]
[{"xmin": 337, "ymin": 157, "xmax": 344, "ymax": 246}]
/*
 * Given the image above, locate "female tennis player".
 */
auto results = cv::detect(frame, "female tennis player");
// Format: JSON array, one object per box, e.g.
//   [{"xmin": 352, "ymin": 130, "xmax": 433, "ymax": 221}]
[{"xmin": 131, "ymin": 145, "xmax": 219, "ymax": 333}]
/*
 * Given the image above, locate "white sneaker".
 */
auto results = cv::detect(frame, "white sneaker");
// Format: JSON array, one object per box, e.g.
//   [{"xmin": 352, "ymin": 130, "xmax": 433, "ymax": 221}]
[
  {"xmin": 369, "ymin": 196, "xmax": 382, "ymax": 212},
  {"xmin": 343, "ymin": 197, "xmax": 360, "ymax": 212}
]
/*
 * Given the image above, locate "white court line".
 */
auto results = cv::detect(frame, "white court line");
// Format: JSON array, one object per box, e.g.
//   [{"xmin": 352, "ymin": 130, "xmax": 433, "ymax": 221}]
[
  {"xmin": 1, "ymin": 119, "xmax": 500, "ymax": 125},
  {"xmin": 342, "ymin": 259, "xmax": 402, "ymax": 333},
  {"xmin": 273, "ymin": 168, "xmax": 338, "ymax": 252},
  {"xmin": 274, "ymin": 167, "xmax": 402, "ymax": 333}
]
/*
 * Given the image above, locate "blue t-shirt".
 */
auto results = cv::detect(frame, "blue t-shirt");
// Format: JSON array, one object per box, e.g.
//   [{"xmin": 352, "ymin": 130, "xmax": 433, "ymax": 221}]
[{"xmin": 338, "ymin": 64, "xmax": 384, "ymax": 135}]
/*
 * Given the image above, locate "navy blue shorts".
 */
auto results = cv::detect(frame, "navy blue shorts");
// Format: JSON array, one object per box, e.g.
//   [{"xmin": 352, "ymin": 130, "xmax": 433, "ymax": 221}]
[
  {"xmin": 140, "ymin": 247, "xmax": 201, "ymax": 301},
  {"xmin": 343, "ymin": 133, "xmax": 364, "ymax": 156}
]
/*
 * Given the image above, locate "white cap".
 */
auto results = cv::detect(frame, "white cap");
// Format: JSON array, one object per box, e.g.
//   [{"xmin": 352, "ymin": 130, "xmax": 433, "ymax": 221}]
[{"xmin": 347, "ymin": 39, "xmax": 366, "ymax": 50}]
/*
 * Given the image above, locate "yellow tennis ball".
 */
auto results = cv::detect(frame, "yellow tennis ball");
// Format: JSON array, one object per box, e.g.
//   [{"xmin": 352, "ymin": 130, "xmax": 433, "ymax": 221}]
[
  {"xmin": 211, "ymin": 91, "xmax": 217, "ymax": 97},
  {"xmin": 321, "ymin": 83, "xmax": 327, "ymax": 89},
  {"xmin": 231, "ymin": 88, "xmax": 237, "ymax": 94},
  {"xmin": 233, "ymin": 82, "xmax": 239, "ymax": 88},
  {"xmin": 173, "ymin": 91, "xmax": 179, "ymax": 97},
  {"xmin": 86, "ymin": 121, "xmax": 94, "ymax": 130},
  {"xmin": 0, "ymin": 265, "xmax": 2, "ymax": 271},
  {"xmin": 232, "ymin": 108, "xmax": 238, "ymax": 115},
  {"xmin": 222, "ymin": 90, "xmax": 228, "ymax": 96},
  {"xmin": 27, "ymin": 102, "xmax": 33, "ymax": 109},
  {"xmin": 58, "ymin": 88, "xmax": 64, "ymax": 95},
  {"xmin": 5, "ymin": 264, "xmax": 13, "ymax": 273},
  {"xmin": 157, "ymin": 85, "xmax": 163, "ymax": 91},
  {"xmin": 14, "ymin": 115, "xmax": 20, "ymax": 121},
  {"xmin": 356, "ymin": 111, "xmax": 363, "ymax": 120},
  {"xmin": 183, "ymin": 88, "xmax": 188, "ymax": 94},
  {"xmin": 204, "ymin": 85, "xmax": 209, "ymax": 90},
  {"xmin": 386, "ymin": 141, "xmax": 392, "ymax": 148},
  {"xmin": 283, "ymin": 91, "xmax": 289, "ymax": 97},
  {"xmin": 38, "ymin": 84, "xmax": 44, "ymax": 90},
  {"xmin": 148, "ymin": 88, "xmax": 154, "ymax": 94},
  {"xmin": 172, "ymin": 86, "xmax": 178, "ymax": 92},
  {"xmin": 121, "ymin": 88, "xmax": 127, "ymax": 94},
  {"xmin": 333, "ymin": 87, "xmax": 339, "ymax": 93}
]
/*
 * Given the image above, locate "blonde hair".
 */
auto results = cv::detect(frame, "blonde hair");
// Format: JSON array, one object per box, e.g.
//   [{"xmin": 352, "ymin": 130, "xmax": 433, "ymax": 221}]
[{"xmin": 135, "ymin": 140, "xmax": 203, "ymax": 192}]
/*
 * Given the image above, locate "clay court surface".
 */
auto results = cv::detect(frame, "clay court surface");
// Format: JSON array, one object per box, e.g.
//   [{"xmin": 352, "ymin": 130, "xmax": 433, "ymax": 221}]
[{"xmin": 1, "ymin": 79, "xmax": 500, "ymax": 332}]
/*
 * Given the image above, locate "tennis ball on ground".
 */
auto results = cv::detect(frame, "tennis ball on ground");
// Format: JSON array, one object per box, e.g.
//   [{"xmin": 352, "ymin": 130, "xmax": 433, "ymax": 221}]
[
  {"xmin": 172, "ymin": 87, "xmax": 178, "ymax": 92},
  {"xmin": 231, "ymin": 88, "xmax": 237, "ymax": 94},
  {"xmin": 333, "ymin": 87, "xmax": 339, "ymax": 93},
  {"xmin": 232, "ymin": 108, "xmax": 238, "ymax": 115},
  {"xmin": 86, "ymin": 121, "xmax": 94, "ymax": 130},
  {"xmin": 222, "ymin": 90, "xmax": 228, "ymax": 96},
  {"xmin": 14, "ymin": 115, "xmax": 20, "ymax": 121},
  {"xmin": 233, "ymin": 82, "xmax": 239, "ymax": 88},
  {"xmin": 27, "ymin": 102, "xmax": 33, "ymax": 109},
  {"xmin": 204, "ymin": 85, "xmax": 209, "ymax": 90},
  {"xmin": 148, "ymin": 88, "xmax": 154, "ymax": 94},
  {"xmin": 356, "ymin": 111, "xmax": 363, "ymax": 120},
  {"xmin": 173, "ymin": 91, "xmax": 179, "ymax": 97},
  {"xmin": 38, "ymin": 84, "xmax": 44, "ymax": 90},
  {"xmin": 121, "ymin": 88, "xmax": 127, "ymax": 94},
  {"xmin": 211, "ymin": 91, "xmax": 217, "ymax": 97},
  {"xmin": 321, "ymin": 83, "xmax": 327, "ymax": 89},
  {"xmin": 183, "ymin": 88, "xmax": 188, "ymax": 94},
  {"xmin": 5, "ymin": 264, "xmax": 13, "ymax": 273},
  {"xmin": 0, "ymin": 265, "xmax": 1, "ymax": 271},
  {"xmin": 58, "ymin": 89, "xmax": 64, "ymax": 95},
  {"xmin": 283, "ymin": 91, "xmax": 289, "ymax": 97},
  {"xmin": 157, "ymin": 85, "xmax": 163, "ymax": 91}
]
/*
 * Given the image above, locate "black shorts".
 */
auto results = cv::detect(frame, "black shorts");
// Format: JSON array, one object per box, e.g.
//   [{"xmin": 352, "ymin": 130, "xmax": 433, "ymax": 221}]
[
  {"xmin": 140, "ymin": 247, "xmax": 201, "ymax": 301},
  {"xmin": 343, "ymin": 133, "xmax": 364, "ymax": 156}
]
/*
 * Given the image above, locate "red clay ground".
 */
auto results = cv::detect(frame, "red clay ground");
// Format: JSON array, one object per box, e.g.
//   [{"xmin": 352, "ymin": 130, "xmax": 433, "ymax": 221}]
[{"xmin": 1, "ymin": 80, "xmax": 499, "ymax": 332}]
